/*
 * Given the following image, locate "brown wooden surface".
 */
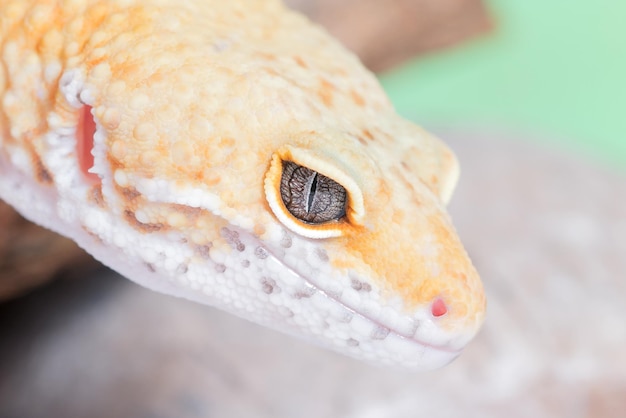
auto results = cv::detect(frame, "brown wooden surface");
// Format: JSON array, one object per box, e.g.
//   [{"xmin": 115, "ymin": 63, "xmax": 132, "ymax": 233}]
[{"xmin": 0, "ymin": 202, "xmax": 97, "ymax": 301}]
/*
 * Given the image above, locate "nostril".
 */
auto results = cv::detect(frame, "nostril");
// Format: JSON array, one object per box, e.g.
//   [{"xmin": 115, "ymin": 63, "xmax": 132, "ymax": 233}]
[
  {"xmin": 431, "ymin": 298, "xmax": 448, "ymax": 317},
  {"xmin": 77, "ymin": 105, "xmax": 100, "ymax": 185}
]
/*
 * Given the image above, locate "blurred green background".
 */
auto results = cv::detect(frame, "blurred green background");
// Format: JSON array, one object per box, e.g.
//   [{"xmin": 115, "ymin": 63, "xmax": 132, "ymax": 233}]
[{"xmin": 380, "ymin": 0, "xmax": 626, "ymax": 169}]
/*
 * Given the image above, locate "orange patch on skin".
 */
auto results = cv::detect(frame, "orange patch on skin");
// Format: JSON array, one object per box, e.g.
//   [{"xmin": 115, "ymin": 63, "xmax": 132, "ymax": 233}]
[
  {"xmin": 390, "ymin": 166, "xmax": 424, "ymax": 207},
  {"xmin": 203, "ymin": 172, "xmax": 221, "ymax": 186},
  {"xmin": 219, "ymin": 137, "xmax": 236, "ymax": 148},
  {"xmin": 318, "ymin": 78, "xmax": 334, "ymax": 107},
  {"xmin": 254, "ymin": 223, "xmax": 266, "ymax": 236},
  {"xmin": 427, "ymin": 213, "xmax": 457, "ymax": 252},
  {"xmin": 391, "ymin": 209, "xmax": 404, "ymax": 224},
  {"xmin": 293, "ymin": 55, "xmax": 307, "ymax": 68},
  {"xmin": 362, "ymin": 129, "xmax": 374, "ymax": 141},
  {"xmin": 350, "ymin": 90, "xmax": 365, "ymax": 107},
  {"xmin": 258, "ymin": 52, "xmax": 277, "ymax": 61}
]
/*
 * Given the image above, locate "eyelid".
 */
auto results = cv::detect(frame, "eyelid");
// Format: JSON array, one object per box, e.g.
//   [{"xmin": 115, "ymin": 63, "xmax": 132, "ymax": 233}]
[{"xmin": 264, "ymin": 146, "xmax": 365, "ymax": 239}]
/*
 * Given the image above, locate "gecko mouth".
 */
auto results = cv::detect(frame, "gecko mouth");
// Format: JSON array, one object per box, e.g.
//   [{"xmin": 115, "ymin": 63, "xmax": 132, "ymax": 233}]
[{"xmin": 256, "ymin": 236, "xmax": 463, "ymax": 357}]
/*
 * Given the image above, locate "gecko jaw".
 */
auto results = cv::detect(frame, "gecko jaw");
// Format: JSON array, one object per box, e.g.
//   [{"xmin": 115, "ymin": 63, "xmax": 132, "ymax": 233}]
[{"xmin": 257, "ymin": 235, "xmax": 466, "ymax": 367}]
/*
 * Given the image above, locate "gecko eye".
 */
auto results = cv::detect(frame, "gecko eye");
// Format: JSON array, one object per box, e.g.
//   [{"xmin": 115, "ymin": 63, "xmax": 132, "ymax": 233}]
[
  {"xmin": 264, "ymin": 147, "xmax": 364, "ymax": 239},
  {"xmin": 280, "ymin": 161, "xmax": 346, "ymax": 224}
]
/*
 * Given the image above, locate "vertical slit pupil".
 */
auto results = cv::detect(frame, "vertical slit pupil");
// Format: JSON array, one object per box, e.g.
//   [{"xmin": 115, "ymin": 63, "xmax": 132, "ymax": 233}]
[
  {"xmin": 279, "ymin": 161, "xmax": 347, "ymax": 224},
  {"xmin": 306, "ymin": 172, "xmax": 318, "ymax": 213}
]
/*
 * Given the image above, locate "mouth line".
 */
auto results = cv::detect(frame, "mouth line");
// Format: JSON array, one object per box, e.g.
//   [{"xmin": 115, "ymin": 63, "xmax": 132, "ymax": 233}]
[{"xmin": 256, "ymin": 237, "xmax": 461, "ymax": 355}]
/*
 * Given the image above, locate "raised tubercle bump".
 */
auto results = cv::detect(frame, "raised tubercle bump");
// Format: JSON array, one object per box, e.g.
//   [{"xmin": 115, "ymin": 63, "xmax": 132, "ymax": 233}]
[{"xmin": 77, "ymin": 105, "xmax": 100, "ymax": 185}]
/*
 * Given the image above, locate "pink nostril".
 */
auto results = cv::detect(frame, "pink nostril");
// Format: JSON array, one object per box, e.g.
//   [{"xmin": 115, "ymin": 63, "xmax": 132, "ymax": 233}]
[
  {"xmin": 431, "ymin": 298, "xmax": 448, "ymax": 317},
  {"xmin": 77, "ymin": 105, "xmax": 100, "ymax": 185}
]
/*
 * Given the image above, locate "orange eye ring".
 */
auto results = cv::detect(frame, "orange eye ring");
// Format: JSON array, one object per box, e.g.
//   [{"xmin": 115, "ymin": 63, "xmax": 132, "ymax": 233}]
[{"xmin": 264, "ymin": 147, "xmax": 365, "ymax": 239}]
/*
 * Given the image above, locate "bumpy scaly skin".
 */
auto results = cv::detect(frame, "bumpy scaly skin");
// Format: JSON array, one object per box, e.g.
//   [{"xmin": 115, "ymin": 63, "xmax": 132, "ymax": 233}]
[{"xmin": 0, "ymin": 0, "xmax": 485, "ymax": 370}]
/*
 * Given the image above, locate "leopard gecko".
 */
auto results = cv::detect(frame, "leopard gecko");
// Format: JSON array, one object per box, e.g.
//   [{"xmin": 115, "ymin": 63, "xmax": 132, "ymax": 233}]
[{"xmin": 0, "ymin": 0, "xmax": 485, "ymax": 370}]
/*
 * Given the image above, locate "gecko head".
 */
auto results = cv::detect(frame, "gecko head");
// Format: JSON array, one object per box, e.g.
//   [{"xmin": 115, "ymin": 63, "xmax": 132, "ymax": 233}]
[
  {"xmin": 25, "ymin": 2, "xmax": 485, "ymax": 371},
  {"xmin": 258, "ymin": 129, "xmax": 485, "ymax": 369},
  {"xmin": 68, "ymin": 96, "xmax": 484, "ymax": 371},
  {"xmin": 63, "ymin": 86, "xmax": 482, "ymax": 368}
]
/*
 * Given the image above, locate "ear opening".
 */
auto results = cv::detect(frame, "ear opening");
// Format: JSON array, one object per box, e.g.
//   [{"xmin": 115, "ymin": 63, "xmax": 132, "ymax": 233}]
[{"xmin": 77, "ymin": 105, "xmax": 100, "ymax": 185}]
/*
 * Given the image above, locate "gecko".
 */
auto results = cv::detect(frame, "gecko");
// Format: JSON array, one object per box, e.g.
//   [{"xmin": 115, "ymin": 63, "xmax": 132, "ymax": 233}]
[{"xmin": 0, "ymin": 0, "xmax": 485, "ymax": 370}]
